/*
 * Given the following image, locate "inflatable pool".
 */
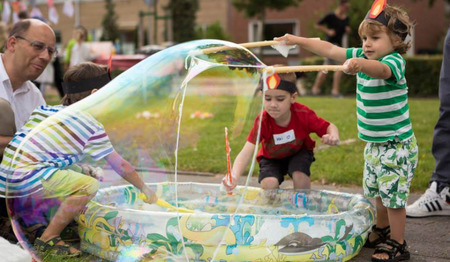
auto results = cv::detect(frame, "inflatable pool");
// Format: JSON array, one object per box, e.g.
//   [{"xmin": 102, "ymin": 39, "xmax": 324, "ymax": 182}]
[{"xmin": 77, "ymin": 182, "xmax": 374, "ymax": 261}]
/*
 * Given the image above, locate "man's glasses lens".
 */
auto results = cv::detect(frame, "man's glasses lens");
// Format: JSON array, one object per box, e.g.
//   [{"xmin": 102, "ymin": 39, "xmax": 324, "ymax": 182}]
[{"xmin": 15, "ymin": 36, "xmax": 57, "ymax": 56}]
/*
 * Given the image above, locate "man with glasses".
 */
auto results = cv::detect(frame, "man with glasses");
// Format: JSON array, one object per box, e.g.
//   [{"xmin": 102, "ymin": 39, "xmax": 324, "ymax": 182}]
[{"xmin": 0, "ymin": 18, "xmax": 56, "ymax": 243}]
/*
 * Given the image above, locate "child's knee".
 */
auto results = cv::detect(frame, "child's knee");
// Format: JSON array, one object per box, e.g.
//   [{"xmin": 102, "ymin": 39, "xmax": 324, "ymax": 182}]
[
  {"xmin": 292, "ymin": 171, "xmax": 309, "ymax": 179},
  {"xmin": 260, "ymin": 177, "xmax": 280, "ymax": 189}
]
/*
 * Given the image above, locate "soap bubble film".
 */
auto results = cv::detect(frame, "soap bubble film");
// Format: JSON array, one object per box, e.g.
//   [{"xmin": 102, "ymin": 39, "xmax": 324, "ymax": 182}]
[{"xmin": 3, "ymin": 39, "xmax": 374, "ymax": 261}]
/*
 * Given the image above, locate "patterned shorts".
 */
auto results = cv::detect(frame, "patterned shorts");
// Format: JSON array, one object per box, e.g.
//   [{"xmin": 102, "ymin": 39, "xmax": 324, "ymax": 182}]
[{"xmin": 363, "ymin": 136, "xmax": 418, "ymax": 208}]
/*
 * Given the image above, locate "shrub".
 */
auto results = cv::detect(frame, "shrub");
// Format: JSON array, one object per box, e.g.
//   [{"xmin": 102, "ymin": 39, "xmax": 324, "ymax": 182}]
[{"xmin": 299, "ymin": 55, "xmax": 442, "ymax": 97}]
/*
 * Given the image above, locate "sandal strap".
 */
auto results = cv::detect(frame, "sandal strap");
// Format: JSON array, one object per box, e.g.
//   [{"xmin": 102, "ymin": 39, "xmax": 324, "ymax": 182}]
[
  {"xmin": 35, "ymin": 236, "xmax": 77, "ymax": 256},
  {"xmin": 371, "ymin": 225, "xmax": 391, "ymax": 238},
  {"xmin": 35, "ymin": 236, "xmax": 64, "ymax": 250},
  {"xmin": 385, "ymin": 239, "xmax": 408, "ymax": 252},
  {"xmin": 373, "ymin": 239, "xmax": 408, "ymax": 259}
]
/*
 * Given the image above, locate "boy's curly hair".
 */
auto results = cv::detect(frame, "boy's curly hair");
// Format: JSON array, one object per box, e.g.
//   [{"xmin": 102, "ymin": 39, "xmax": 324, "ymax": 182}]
[{"xmin": 358, "ymin": 5, "xmax": 414, "ymax": 54}]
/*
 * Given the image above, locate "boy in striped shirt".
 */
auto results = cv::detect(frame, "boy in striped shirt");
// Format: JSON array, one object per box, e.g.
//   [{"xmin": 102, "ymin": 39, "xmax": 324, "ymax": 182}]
[
  {"xmin": 275, "ymin": 1, "xmax": 416, "ymax": 261},
  {"xmin": 0, "ymin": 62, "xmax": 157, "ymax": 257}
]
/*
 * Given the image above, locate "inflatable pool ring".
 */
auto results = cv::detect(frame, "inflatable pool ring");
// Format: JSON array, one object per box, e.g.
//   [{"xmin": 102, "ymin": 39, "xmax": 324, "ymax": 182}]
[{"xmin": 77, "ymin": 182, "xmax": 374, "ymax": 261}]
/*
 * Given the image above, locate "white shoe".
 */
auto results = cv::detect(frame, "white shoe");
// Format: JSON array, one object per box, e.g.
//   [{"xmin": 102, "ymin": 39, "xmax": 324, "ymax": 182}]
[{"xmin": 406, "ymin": 181, "xmax": 450, "ymax": 217}]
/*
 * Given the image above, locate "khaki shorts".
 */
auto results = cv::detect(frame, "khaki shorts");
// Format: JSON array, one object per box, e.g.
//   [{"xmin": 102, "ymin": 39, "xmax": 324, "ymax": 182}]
[
  {"xmin": 363, "ymin": 136, "xmax": 418, "ymax": 208},
  {"xmin": 41, "ymin": 169, "xmax": 99, "ymax": 199}
]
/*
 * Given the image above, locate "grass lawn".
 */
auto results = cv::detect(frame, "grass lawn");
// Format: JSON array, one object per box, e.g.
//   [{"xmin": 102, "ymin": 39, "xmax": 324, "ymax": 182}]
[{"xmin": 45, "ymin": 93, "xmax": 439, "ymax": 192}]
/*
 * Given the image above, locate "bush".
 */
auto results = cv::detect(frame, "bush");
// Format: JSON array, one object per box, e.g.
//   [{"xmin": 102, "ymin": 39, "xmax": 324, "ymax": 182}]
[{"xmin": 299, "ymin": 55, "xmax": 442, "ymax": 97}]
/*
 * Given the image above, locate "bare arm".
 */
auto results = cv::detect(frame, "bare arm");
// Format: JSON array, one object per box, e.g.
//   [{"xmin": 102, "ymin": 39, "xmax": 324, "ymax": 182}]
[
  {"xmin": 106, "ymin": 151, "xmax": 157, "ymax": 203},
  {"xmin": 315, "ymin": 24, "xmax": 336, "ymax": 37},
  {"xmin": 222, "ymin": 141, "xmax": 256, "ymax": 191},
  {"xmin": 345, "ymin": 25, "xmax": 351, "ymax": 34},
  {"xmin": 321, "ymin": 123, "xmax": 340, "ymax": 146},
  {"xmin": 274, "ymin": 34, "xmax": 347, "ymax": 63},
  {"xmin": 343, "ymin": 58, "xmax": 392, "ymax": 79}
]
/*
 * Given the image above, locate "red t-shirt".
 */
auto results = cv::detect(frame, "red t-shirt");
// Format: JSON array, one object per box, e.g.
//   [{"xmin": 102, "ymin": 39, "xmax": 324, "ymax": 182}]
[{"xmin": 247, "ymin": 102, "xmax": 330, "ymax": 161}]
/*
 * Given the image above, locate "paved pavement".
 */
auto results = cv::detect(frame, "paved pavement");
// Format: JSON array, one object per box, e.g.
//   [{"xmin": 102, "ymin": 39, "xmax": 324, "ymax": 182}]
[{"xmin": 170, "ymin": 172, "xmax": 450, "ymax": 262}]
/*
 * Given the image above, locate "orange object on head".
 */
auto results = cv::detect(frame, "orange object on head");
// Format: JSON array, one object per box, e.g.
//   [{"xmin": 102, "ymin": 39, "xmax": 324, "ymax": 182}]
[
  {"xmin": 266, "ymin": 73, "xmax": 281, "ymax": 90},
  {"xmin": 368, "ymin": 0, "xmax": 387, "ymax": 19}
]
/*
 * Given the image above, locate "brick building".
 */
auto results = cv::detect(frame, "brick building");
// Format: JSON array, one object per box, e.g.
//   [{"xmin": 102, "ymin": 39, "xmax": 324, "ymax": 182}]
[{"xmin": 32, "ymin": 0, "xmax": 448, "ymax": 65}]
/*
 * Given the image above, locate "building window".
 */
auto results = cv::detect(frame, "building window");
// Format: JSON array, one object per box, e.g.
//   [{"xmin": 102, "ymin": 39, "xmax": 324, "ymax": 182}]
[{"xmin": 248, "ymin": 20, "xmax": 299, "ymax": 55}]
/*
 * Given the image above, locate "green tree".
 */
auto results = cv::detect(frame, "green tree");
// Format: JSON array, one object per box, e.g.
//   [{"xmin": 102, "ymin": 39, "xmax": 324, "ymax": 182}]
[
  {"xmin": 195, "ymin": 21, "xmax": 231, "ymax": 41},
  {"xmin": 166, "ymin": 0, "xmax": 199, "ymax": 43},
  {"xmin": 101, "ymin": 0, "xmax": 120, "ymax": 41},
  {"xmin": 232, "ymin": 0, "xmax": 302, "ymax": 42}
]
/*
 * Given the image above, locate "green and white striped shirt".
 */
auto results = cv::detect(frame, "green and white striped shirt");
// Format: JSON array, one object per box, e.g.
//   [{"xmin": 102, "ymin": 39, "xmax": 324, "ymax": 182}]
[{"xmin": 346, "ymin": 48, "xmax": 414, "ymax": 142}]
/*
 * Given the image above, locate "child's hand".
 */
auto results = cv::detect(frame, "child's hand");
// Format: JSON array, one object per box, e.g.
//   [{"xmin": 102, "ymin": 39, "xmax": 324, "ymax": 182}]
[
  {"xmin": 343, "ymin": 58, "xmax": 362, "ymax": 75},
  {"xmin": 80, "ymin": 164, "xmax": 105, "ymax": 181},
  {"xmin": 141, "ymin": 186, "xmax": 158, "ymax": 204},
  {"xmin": 273, "ymin": 33, "xmax": 298, "ymax": 46},
  {"xmin": 222, "ymin": 175, "xmax": 238, "ymax": 192},
  {"xmin": 321, "ymin": 134, "xmax": 340, "ymax": 146}
]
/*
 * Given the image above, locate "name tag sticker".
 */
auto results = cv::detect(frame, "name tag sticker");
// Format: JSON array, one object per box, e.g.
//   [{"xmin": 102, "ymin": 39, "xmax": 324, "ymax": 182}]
[{"xmin": 273, "ymin": 129, "xmax": 295, "ymax": 145}]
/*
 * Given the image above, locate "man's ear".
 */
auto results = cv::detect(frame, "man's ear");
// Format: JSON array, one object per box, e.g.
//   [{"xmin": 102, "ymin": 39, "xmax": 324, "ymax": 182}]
[
  {"xmin": 91, "ymin": 88, "xmax": 98, "ymax": 94},
  {"xmin": 6, "ymin": 36, "xmax": 17, "ymax": 53}
]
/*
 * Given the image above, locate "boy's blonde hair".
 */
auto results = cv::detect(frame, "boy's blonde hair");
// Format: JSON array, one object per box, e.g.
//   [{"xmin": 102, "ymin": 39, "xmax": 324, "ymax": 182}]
[
  {"xmin": 61, "ymin": 62, "xmax": 108, "ymax": 106},
  {"xmin": 358, "ymin": 5, "xmax": 413, "ymax": 54}
]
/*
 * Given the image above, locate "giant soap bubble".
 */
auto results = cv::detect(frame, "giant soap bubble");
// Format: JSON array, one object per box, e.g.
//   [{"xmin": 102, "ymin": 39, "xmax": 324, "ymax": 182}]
[{"xmin": 4, "ymin": 40, "xmax": 374, "ymax": 261}]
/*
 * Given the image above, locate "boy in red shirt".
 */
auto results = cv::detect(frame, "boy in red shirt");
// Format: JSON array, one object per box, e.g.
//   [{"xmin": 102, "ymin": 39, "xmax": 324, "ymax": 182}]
[{"xmin": 223, "ymin": 72, "xmax": 340, "ymax": 191}]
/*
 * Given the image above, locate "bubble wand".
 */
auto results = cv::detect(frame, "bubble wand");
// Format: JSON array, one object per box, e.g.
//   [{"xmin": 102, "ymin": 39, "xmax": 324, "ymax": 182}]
[
  {"xmin": 200, "ymin": 38, "xmax": 319, "ymax": 56},
  {"xmin": 138, "ymin": 193, "xmax": 194, "ymax": 213},
  {"xmin": 225, "ymin": 127, "xmax": 233, "ymax": 194}
]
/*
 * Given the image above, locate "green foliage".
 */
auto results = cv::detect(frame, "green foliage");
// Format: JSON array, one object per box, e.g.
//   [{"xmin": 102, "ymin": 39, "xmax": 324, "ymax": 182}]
[
  {"xmin": 300, "ymin": 55, "xmax": 442, "ymax": 96},
  {"xmin": 195, "ymin": 21, "xmax": 231, "ymax": 41},
  {"xmin": 100, "ymin": 0, "xmax": 120, "ymax": 41},
  {"xmin": 347, "ymin": 0, "xmax": 372, "ymax": 48},
  {"xmin": 166, "ymin": 0, "xmax": 199, "ymax": 43}
]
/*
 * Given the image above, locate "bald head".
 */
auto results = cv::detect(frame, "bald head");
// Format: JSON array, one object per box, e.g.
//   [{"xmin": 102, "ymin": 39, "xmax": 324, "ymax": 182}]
[{"xmin": 9, "ymin": 19, "xmax": 55, "ymax": 39}]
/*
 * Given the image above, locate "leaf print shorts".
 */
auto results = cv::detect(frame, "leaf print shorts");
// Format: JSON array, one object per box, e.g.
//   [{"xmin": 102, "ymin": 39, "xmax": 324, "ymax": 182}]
[{"xmin": 363, "ymin": 136, "xmax": 418, "ymax": 208}]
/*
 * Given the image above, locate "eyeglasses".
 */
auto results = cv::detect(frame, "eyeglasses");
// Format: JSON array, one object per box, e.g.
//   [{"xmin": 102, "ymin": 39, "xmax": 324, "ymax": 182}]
[{"xmin": 15, "ymin": 35, "xmax": 58, "ymax": 57}]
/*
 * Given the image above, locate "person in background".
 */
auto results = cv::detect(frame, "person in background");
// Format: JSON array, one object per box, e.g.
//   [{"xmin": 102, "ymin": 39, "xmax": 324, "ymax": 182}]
[
  {"xmin": 64, "ymin": 25, "xmax": 87, "ymax": 71},
  {"xmin": 67, "ymin": 25, "xmax": 98, "ymax": 68},
  {"xmin": 0, "ymin": 22, "xmax": 8, "ymax": 51},
  {"xmin": 406, "ymin": 27, "xmax": 450, "ymax": 218},
  {"xmin": 311, "ymin": 0, "xmax": 351, "ymax": 98}
]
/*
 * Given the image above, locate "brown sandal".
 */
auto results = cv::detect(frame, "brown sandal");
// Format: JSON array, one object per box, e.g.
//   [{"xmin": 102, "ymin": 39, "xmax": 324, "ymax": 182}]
[
  {"xmin": 364, "ymin": 225, "xmax": 391, "ymax": 248},
  {"xmin": 34, "ymin": 236, "xmax": 81, "ymax": 257}
]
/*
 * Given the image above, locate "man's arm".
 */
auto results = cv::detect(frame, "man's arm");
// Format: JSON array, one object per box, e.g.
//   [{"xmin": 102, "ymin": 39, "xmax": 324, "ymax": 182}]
[{"xmin": 315, "ymin": 24, "xmax": 335, "ymax": 37}]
